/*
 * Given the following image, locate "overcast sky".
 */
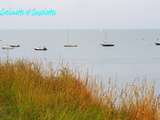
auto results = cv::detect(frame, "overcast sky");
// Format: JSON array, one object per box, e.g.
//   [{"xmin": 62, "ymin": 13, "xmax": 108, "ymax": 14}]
[{"xmin": 0, "ymin": 0, "xmax": 159, "ymax": 29}]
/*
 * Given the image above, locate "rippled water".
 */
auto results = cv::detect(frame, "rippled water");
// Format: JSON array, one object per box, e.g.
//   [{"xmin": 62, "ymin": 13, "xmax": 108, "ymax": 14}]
[{"xmin": 0, "ymin": 29, "xmax": 160, "ymax": 93}]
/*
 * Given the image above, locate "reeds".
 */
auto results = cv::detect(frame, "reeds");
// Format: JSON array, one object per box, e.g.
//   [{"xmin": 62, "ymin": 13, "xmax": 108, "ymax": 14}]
[{"xmin": 0, "ymin": 59, "xmax": 159, "ymax": 120}]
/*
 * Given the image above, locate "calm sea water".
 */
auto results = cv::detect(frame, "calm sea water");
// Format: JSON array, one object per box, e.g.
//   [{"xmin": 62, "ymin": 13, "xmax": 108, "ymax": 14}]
[{"xmin": 0, "ymin": 29, "xmax": 160, "ymax": 93}]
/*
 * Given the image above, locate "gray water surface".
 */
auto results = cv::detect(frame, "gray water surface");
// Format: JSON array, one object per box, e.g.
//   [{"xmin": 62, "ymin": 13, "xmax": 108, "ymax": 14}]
[{"xmin": 0, "ymin": 29, "xmax": 160, "ymax": 93}]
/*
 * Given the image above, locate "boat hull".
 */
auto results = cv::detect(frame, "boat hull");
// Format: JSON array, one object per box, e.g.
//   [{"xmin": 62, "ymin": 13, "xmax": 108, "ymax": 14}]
[
  {"xmin": 64, "ymin": 45, "xmax": 78, "ymax": 47},
  {"xmin": 101, "ymin": 44, "xmax": 115, "ymax": 47},
  {"xmin": 10, "ymin": 45, "xmax": 20, "ymax": 48},
  {"xmin": 155, "ymin": 43, "xmax": 160, "ymax": 46},
  {"xmin": 2, "ymin": 47, "xmax": 14, "ymax": 50},
  {"xmin": 34, "ymin": 48, "xmax": 48, "ymax": 51}
]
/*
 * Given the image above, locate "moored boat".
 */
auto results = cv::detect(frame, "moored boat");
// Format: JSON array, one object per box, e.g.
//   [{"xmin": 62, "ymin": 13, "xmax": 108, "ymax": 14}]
[
  {"xmin": 34, "ymin": 47, "xmax": 48, "ymax": 51},
  {"xmin": 101, "ymin": 30, "xmax": 115, "ymax": 47},
  {"xmin": 64, "ymin": 31, "xmax": 78, "ymax": 48},
  {"xmin": 155, "ymin": 42, "xmax": 160, "ymax": 46},
  {"xmin": 2, "ymin": 46, "xmax": 14, "ymax": 50},
  {"xmin": 101, "ymin": 43, "xmax": 115, "ymax": 47},
  {"xmin": 64, "ymin": 44, "xmax": 78, "ymax": 47},
  {"xmin": 10, "ymin": 44, "xmax": 20, "ymax": 48}
]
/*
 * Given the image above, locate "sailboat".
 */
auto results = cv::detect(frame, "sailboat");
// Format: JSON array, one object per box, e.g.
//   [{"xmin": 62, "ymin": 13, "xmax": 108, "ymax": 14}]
[
  {"xmin": 155, "ymin": 38, "xmax": 160, "ymax": 46},
  {"xmin": 64, "ymin": 31, "xmax": 78, "ymax": 47},
  {"xmin": 155, "ymin": 43, "xmax": 160, "ymax": 45},
  {"xmin": 2, "ymin": 45, "xmax": 14, "ymax": 50},
  {"xmin": 10, "ymin": 44, "xmax": 20, "ymax": 48},
  {"xmin": 101, "ymin": 42, "xmax": 115, "ymax": 47},
  {"xmin": 34, "ymin": 46, "xmax": 48, "ymax": 51},
  {"xmin": 100, "ymin": 31, "xmax": 115, "ymax": 47}
]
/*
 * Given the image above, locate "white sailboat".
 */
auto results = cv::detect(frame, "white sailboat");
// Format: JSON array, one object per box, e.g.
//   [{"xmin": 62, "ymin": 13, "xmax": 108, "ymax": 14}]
[
  {"xmin": 64, "ymin": 31, "xmax": 78, "ymax": 47},
  {"xmin": 1, "ymin": 45, "xmax": 15, "ymax": 60},
  {"xmin": 9, "ymin": 44, "xmax": 20, "ymax": 48},
  {"xmin": 101, "ymin": 30, "xmax": 115, "ymax": 47},
  {"xmin": 34, "ymin": 46, "xmax": 48, "ymax": 51},
  {"xmin": 2, "ymin": 45, "xmax": 14, "ymax": 50},
  {"xmin": 155, "ymin": 38, "xmax": 160, "ymax": 46}
]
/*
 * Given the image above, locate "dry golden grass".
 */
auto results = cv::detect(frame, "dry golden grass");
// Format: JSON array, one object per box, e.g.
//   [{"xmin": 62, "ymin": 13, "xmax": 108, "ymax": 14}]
[{"xmin": 0, "ymin": 59, "xmax": 159, "ymax": 120}]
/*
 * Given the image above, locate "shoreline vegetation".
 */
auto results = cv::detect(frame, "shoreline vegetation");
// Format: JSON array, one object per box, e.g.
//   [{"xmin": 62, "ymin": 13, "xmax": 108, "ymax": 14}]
[{"xmin": 0, "ymin": 59, "xmax": 159, "ymax": 120}]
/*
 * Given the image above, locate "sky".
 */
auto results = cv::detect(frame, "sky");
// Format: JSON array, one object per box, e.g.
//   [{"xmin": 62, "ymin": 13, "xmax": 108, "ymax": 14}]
[{"xmin": 0, "ymin": 0, "xmax": 160, "ymax": 29}]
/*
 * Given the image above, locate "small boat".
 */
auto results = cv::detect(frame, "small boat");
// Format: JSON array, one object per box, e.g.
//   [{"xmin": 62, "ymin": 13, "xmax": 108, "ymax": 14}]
[
  {"xmin": 34, "ymin": 47, "xmax": 48, "ymax": 51},
  {"xmin": 155, "ymin": 42, "xmax": 160, "ymax": 46},
  {"xmin": 64, "ymin": 44, "xmax": 78, "ymax": 47},
  {"xmin": 2, "ymin": 46, "xmax": 14, "ymax": 50},
  {"xmin": 101, "ymin": 43, "xmax": 115, "ymax": 47},
  {"xmin": 101, "ymin": 30, "xmax": 115, "ymax": 47},
  {"xmin": 155, "ymin": 38, "xmax": 160, "ymax": 46},
  {"xmin": 64, "ymin": 31, "xmax": 78, "ymax": 48},
  {"xmin": 10, "ymin": 44, "xmax": 20, "ymax": 48}
]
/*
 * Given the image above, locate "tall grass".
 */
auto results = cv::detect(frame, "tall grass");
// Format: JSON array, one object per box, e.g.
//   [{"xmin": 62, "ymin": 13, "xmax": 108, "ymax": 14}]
[{"xmin": 0, "ymin": 60, "xmax": 159, "ymax": 120}]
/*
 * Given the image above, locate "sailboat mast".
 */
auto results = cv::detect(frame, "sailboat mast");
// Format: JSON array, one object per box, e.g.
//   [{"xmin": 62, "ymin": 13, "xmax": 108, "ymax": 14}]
[
  {"xmin": 66, "ymin": 30, "xmax": 69, "ymax": 44},
  {"xmin": 104, "ymin": 30, "xmax": 107, "ymax": 43}
]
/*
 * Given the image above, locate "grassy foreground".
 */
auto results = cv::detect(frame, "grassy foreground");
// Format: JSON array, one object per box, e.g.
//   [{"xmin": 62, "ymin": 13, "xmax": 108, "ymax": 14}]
[{"xmin": 0, "ymin": 60, "xmax": 159, "ymax": 120}]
